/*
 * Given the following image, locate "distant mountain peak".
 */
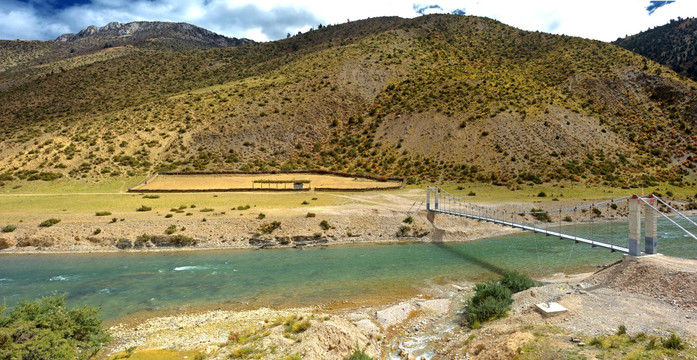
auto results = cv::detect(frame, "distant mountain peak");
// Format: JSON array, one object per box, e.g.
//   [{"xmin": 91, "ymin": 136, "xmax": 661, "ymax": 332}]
[{"xmin": 54, "ymin": 21, "xmax": 253, "ymax": 48}]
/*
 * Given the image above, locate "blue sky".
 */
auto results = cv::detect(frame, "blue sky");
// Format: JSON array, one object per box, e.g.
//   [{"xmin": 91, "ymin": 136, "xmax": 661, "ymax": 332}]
[{"xmin": 1, "ymin": 0, "xmax": 694, "ymax": 42}]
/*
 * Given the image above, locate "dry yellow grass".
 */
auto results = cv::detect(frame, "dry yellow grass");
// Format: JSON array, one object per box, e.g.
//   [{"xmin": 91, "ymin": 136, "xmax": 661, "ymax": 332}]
[{"xmin": 132, "ymin": 173, "xmax": 402, "ymax": 191}]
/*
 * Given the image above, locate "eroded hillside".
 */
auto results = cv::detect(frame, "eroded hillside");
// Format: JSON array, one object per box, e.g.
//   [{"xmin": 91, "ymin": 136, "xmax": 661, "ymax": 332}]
[{"xmin": 1, "ymin": 15, "xmax": 696, "ymax": 188}]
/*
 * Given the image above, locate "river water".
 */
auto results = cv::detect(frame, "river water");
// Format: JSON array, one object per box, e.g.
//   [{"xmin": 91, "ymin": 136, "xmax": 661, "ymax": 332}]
[{"xmin": 1, "ymin": 219, "xmax": 695, "ymax": 320}]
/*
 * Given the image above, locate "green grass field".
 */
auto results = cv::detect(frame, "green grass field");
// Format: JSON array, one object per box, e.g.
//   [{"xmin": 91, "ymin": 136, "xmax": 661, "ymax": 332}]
[{"xmin": 0, "ymin": 176, "xmax": 693, "ymax": 224}]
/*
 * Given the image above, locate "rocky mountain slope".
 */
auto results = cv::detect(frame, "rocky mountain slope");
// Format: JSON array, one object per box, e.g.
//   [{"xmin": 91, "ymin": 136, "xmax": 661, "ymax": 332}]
[
  {"xmin": 1, "ymin": 15, "xmax": 696, "ymax": 188},
  {"xmin": 615, "ymin": 17, "xmax": 697, "ymax": 81},
  {"xmin": 0, "ymin": 21, "xmax": 252, "ymax": 89}
]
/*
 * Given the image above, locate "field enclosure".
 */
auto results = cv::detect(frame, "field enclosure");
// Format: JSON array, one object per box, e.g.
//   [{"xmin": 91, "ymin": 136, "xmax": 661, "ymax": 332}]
[{"xmin": 129, "ymin": 172, "xmax": 404, "ymax": 192}]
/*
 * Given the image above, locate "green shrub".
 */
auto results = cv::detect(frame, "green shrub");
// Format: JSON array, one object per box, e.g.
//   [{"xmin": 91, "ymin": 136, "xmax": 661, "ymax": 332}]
[
  {"xmin": 260, "ymin": 221, "xmax": 281, "ymax": 234},
  {"xmin": 165, "ymin": 213, "xmax": 173, "ymax": 218},
  {"xmin": 306, "ymin": 212, "xmax": 316, "ymax": 218},
  {"xmin": 283, "ymin": 315, "xmax": 310, "ymax": 334},
  {"xmin": 39, "ymin": 218, "xmax": 61, "ymax": 227},
  {"xmin": 0, "ymin": 294, "xmax": 110, "ymax": 359},
  {"xmin": 165, "ymin": 225, "xmax": 177, "ymax": 235},
  {"xmin": 396, "ymin": 225, "xmax": 411, "ymax": 237},
  {"xmin": 257, "ymin": 213, "xmax": 266, "ymax": 219},
  {"xmin": 93, "ymin": 228, "xmax": 101, "ymax": 235},
  {"xmin": 236, "ymin": 204, "xmax": 250, "ymax": 211},
  {"xmin": 170, "ymin": 235, "xmax": 197, "ymax": 247},
  {"xmin": 530, "ymin": 208, "xmax": 551, "ymax": 222},
  {"xmin": 2, "ymin": 224, "xmax": 16, "ymax": 233},
  {"xmin": 592, "ymin": 207, "xmax": 602, "ymax": 217},
  {"xmin": 136, "ymin": 205, "xmax": 152, "ymax": 212},
  {"xmin": 662, "ymin": 332, "xmax": 685, "ymax": 350},
  {"xmin": 465, "ymin": 281, "xmax": 513, "ymax": 326},
  {"xmin": 347, "ymin": 345, "xmax": 374, "ymax": 360},
  {"xmin": 403, "ymin": 216, "xmax": 413, "ymax": 224},
  {"xmin": 319, "ymin": 220, "xmax": 330, "ymax": 230},
  {"xmin": 200, "ymin": 208, "xmax": 214, "ymax": 212},
  {"xmin": 142, "ymin": 194, "xmax": 160, "ymax": 199},
  {"xmin": 95, "ymin": 211, "xmax": 112, "ymax": 216},
  {"xmin": 500, "ymin": 270, "xmax": 535, "ymax": 293},
  {"xmin": 537, "ymin": 191, "xmax": 547, "ymax": 197}
]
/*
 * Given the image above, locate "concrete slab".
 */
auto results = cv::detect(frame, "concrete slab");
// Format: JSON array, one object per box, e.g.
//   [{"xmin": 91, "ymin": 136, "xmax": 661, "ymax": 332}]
[{"xmin": 535, "ymin": 302, "xmax": 567, "ymax": 317}]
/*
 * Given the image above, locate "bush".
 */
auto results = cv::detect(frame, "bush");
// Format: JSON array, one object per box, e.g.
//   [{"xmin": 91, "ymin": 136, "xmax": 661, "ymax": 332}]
[
  {"xmin": 0, "ymin": 294, "xmax": 110, "ymax": 359},
  {"xmin": 142, "ymin": 194, "xmax": 160, "ymax": 199},
  {"xmin": 2, "ymin": 224, "xmax": 16, "ymax": 233},
  {"xmin": 39, "ymin": 218, "xmax": 61, "ymax": 227},
  {"xmin": 95, "ymin": 211, "xmax": 112, "ymax": 216},
  {"xmin": 165, "ymin": 213, "xmax": 173, "ymax": 218},
  {"xmin": 136, "ymin": 205, "xmax": 152, "ymax": 212},
  {"xmin": 236, "ymin": 205, "xmax": 250, "ymax": 211},
  {"xmin": 306, "ymin": 212, "xmax": 316, "ymax": 218},
  {"xmin": 465, "ymin": 281, "xmax": 513, "ymax": 326},
  {"xmin": 93, "ymin": 228, "xmax": 101, "ymax": 235},
  {"xmin": 530, "ymin": 208, "xmax": 551, "ymax": 222},
  {"xmin": 396, "ymin": 225, "xmax": 411, "ymax": 237},
  {"xmin": 592, "ymin": 207, "xmax": 602, "ymax": 217},
  {"xmin": 165, "ymin": 225, "xmax": 177, "ymax": 235},
  {"xmin": 537, "ymin": 191, "xmax": 547, "ymax": 197},
  {"xmin": 283, "ymin": 315, "xmax": 310, "ymax": 334},
  {"xmin": 257, "ymin": 213, "xmax": 266, "ymax": 219},
  {"xmin": 347, "ymin": 345, "xmax": 374, "ymax": 360},
  {"xmin": 500, "ymin": 270, "xmax": 535, "ymax": 293},
  {"xmin": 662, "ymin": 332, "xmax": 685, "ymax": 350},
  {"xmin": 260, "ymin": 221, "xmax": 281, "ymax": 234},
  {"xmin": 319, "ymin": 220, "xmax": 330, "ymax": 230},
  {"xmin": 403, "ymin": 216, "xmax": 413, "ymax": 224},
  {"xmin": 200, "ymin": 208, "xmax": 214, "ymax": 212}
]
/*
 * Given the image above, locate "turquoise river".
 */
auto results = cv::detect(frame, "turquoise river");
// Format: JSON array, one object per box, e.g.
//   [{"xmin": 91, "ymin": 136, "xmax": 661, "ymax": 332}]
[{"xmin": 1, "ymin": 219, "xmax": 695, "ymax": 321}]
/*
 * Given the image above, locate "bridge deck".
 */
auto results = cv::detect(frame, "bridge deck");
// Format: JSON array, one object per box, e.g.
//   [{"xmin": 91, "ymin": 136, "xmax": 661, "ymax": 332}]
[{"xmin": 432, "ymin": 208, "xmax": 629, "ymax": 254}]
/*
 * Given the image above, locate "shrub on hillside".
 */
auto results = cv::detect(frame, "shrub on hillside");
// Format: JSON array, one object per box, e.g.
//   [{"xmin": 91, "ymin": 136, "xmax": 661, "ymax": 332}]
[
  {"xmin": 319, "ymin": 220, "xmax": 330, "ymax": 231},
  {"xmin": 2, "ymin": 224, "xmax": 16, "ymax": 233},
  {"xmin": 0, "ymin": 294, "xmax": 110, "ymax": 359},
  {"xmin": 39, "ymin": 218, "xmax": 61, "ymax": 227}
]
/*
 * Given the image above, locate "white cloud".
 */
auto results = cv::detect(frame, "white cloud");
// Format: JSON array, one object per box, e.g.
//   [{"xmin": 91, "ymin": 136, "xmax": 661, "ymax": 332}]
[{"xmin": 0, "ymin": 0, "xmax": 696, "ymax": 42}]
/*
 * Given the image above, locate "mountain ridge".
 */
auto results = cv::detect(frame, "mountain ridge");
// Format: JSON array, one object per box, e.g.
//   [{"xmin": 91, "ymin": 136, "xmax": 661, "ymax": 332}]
[
  {"xmin": 614, "ymin": 17, "xmax": 697, "ymax": 81},
  {"xmin": 1, "ymin": 15, "xmax": 695, "ymax": 189}
]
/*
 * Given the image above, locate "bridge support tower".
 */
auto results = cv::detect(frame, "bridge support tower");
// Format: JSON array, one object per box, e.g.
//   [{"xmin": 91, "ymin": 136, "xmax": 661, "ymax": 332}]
[
  {"xmin": 628, "ymin": 196, "xmax": 642, "ymax": 256},
  {"xmin": 644, "ymin": 195, "xmax": 658, "ymax": 254}
]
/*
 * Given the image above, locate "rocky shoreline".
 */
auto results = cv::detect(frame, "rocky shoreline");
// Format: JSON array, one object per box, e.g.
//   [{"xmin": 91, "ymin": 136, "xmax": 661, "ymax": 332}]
[
  {"xmin": 101, "ymin": 254, "xmax": 697, "ymax": 360},
  {"xmin": 0, "ymin": 210, "xmax": 521, "ymax": 254}
]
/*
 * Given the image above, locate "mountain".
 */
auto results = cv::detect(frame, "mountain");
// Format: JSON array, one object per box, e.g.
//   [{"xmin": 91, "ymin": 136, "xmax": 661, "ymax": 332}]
[
  {"xmin": 0, "ymin": 21, "xmax": 253, "ymax": 89},
  {"xmin": 614, "ymin": 17, "xmax": 697, "ymax": 81},
  {"xmin": 1, "ymin": 15, "xmax": 696, "ymax": 188},
  {"xmin": 54, "ymin": 21, "xmax": 253, "ymax": 51}
]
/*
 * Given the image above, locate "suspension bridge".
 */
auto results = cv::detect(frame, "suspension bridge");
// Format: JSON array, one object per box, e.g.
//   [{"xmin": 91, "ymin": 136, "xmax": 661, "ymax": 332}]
[{"xmin": 426, "ymin": 186, "xmax": 697, "ymax": 256}]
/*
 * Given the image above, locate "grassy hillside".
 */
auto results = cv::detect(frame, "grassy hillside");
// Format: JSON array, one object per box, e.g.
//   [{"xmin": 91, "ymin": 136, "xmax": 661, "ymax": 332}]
[
  {"xmin": 615, "ymin": 17, "xmax": 697, "ymax": 81},
  {"xmin": 1, "ymin": 15, "xmax": 696, "ymax": 189}
]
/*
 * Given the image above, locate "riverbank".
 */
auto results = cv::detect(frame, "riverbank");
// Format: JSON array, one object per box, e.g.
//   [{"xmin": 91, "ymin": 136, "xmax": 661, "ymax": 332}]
[
  {"xmin": 0, "ymin": 206, "xmax": 524, "ymax": 254},
  {"xmin": 101, "ymin": 254, "xmax": 697, "ymax": 359}
]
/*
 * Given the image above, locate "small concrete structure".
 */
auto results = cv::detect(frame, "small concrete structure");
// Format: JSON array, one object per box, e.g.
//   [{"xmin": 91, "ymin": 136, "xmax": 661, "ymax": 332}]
[{"xmin": 535, "ymin": 302, "xmax": 567, "ymax": 317}]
